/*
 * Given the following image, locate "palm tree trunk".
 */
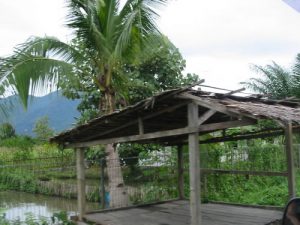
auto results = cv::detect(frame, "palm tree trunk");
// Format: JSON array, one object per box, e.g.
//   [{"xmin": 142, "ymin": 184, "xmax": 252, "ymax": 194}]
[
  {"xmin": 105, "ymin": 143, "xmax": 129, "ymax": 208},
  {"xmin": 103, "ymin": 89, "xmax": 130, "ymax": 208}
]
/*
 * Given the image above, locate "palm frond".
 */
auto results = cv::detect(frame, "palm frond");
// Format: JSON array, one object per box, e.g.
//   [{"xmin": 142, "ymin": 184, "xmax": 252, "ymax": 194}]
[
  {"xmin": 114, "ymin": 10, "xmax": 139, "ymax": 58},
  {"xmin": 0, "ymin": 37, "xmax": 80, "ymax": 108},
  {"xmin": 67, "ymin": 0, "xmax": 113, "ymax": 61},
  {"xmin": 243, "ymin": 62, "xmax": 292, "ymax": 99},
  {"xmin": 294, "ymin": 53, "xmax": 300, "ymax": 76},
  {"xmin": 0, "ymin": 57, "xmax": 73, "ymax": 108},
  {"xmin": 115, "ymin": 0, "xmax": 167, "ymax": 58}
]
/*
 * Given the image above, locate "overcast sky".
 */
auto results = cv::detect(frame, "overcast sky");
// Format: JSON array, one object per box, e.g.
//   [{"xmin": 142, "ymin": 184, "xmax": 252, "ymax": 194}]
[{"xmin": 1, "ymin": 0, "xmax": 300, "ymax": 91}]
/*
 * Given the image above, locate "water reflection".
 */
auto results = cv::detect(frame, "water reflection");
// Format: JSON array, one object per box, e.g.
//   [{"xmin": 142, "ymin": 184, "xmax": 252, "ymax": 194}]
[{"xmin": 0, "ymin": 191, "xmax": 99, "ymax": 221}]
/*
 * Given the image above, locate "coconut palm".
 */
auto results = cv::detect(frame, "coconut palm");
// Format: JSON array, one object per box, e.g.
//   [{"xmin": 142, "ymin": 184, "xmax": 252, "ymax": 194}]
[
  {"xmin": 0, "ymin": 0, "xmax": 166, "ymax": 110},
  {"xmin": 0, "ymin": 0, "xmax": 167, "ymax": 207}
]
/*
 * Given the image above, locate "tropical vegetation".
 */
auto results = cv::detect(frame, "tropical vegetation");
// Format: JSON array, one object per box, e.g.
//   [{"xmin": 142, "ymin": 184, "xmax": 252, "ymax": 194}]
[
  {"xmin": 2, "ymin": 0, "xmax": 300, "ymax": 223},
  {"xmin": 0, "ymin": 0, "xmax": 170, "ymax": 112},
  {"xmin": 242, "ymin": 53, "xmax": 300, "ymax": 99},
  {"xmin": 0, "ymin": 0, "xmax": 174, "ymax": 207}
]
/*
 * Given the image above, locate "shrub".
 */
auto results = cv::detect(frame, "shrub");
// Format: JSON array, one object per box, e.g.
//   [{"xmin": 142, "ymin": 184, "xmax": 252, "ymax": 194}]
[
  {"xmin": 33, "ymin": 117, "xmax": 54, "ymax": 142},
  {"xmin": 0, "ymin": 123, "xmax": 15, "ymax": 140}
]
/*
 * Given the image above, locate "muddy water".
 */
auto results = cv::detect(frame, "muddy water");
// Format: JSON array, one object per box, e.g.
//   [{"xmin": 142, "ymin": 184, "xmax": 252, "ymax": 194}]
[{"xmin": 0, "ymin": 191, "xmax": 99, "ymax": 221}]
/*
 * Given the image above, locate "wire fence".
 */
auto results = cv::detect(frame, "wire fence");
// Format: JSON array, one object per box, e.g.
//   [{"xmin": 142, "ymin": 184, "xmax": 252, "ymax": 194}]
[
  {"xmin": 0, "ymin": 156, "xmax": 76, "ymax": 173},
  {"xmin": 0, "ymin": 152, "xmax": 178, "ymax": 209},
  {"xmin": 97, "ymin": 153, "xmax": 178, "ymax": 209},
  {"xmin": 0, "ymin": 143, "xmax": 298, "ymax": 207}
]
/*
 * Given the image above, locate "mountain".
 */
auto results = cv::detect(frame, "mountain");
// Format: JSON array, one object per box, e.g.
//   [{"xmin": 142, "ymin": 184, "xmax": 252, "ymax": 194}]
[{"xmin": 0, "ymin": 92, "xmax": 81, "ymax": 136}]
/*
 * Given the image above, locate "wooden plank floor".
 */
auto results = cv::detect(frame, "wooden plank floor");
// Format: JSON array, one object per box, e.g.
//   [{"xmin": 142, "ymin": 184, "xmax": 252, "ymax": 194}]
[{"xmin": 84, "ymin": 200, "xmax": 282, "ymax": 225}]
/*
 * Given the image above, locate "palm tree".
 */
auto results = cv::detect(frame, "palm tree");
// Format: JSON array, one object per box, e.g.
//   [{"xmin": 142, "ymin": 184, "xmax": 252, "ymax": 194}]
[
  {"xmin": 294, "ymin": 53, "xmax": 300, "ymax": 76},
  {"xmin": 242, "ymin": 62, "xmax": 294, "ymax": 99},
  {"xmin": 0, "ymin": 0, "xmax": 167, "ymax": 207},
  {"xmin": 292, "ymin": 53, "xmax": 300, "ymax": 97}
]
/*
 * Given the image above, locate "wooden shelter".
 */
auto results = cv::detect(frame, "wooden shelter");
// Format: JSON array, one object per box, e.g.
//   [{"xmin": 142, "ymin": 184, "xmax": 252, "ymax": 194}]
[{"xmin": 51, "ymin": 85, "xmax": 300, "ymax": 225}]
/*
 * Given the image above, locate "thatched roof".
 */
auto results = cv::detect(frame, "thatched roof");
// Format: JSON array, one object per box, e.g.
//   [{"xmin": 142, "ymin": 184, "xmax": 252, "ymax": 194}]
[{"xmin": 51, "ymin": 87, "xmax": 300, "ymax": 148}]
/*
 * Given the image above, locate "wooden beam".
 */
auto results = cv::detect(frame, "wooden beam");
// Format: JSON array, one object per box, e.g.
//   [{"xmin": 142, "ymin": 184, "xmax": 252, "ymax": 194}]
[
  {"xmin": 67, "ymin": 119, "xmax": 256, "ymax": 148},
  {"xmin": 200, "ymin": 168, "xmax": 288, "ymax": 177},
  {"xmin": 198, "ymin": 109, "xmax": 216, "ymax": 126},
  {"xmin": 179, "ymin": 93, "xmax": 259, "ymax": 121},
  {"xmin": 285, "ymin": 122, "xmax": 296, "ymax": 199},
  {"xmin": 167, "ymin": 125, "xmax": 300, "ymax": 146},
  {"xmin": 200, "ymin": 129, "xmax": 284, "ymax": 144},
  {"xmin": 198, "ymin": 119, "xmax": 256, "ymax": 132},
  {"xmin": 67, "ymin": 126, "xmax": 197, "ymax": 148},
  {"xmin": 179, "ymin": 93, "xmax": 239, "ymax": 118},
  {"xmin": 188, "ymin": 103, "xmax": 201, "ymax": 225},
  {"xmin": 222, "ymin": 87, "xmax": 245, "ymax": 96},
  {"xmin": 79, "ymin": 102, "xmax": 188, "ymax": 142},
  {"xmin": 177, "ymin": 145, "xmax": 184, "ymax": 199},
  {"xmin": 76, "ymin": 148, "xmax": 86, "ymax": 221},
  {"xmin": 138, "ymin": 117, "xmax": 144, "ymax": 135}
]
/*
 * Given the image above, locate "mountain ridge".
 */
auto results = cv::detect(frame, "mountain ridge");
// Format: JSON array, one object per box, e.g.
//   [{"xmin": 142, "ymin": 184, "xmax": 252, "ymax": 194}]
[{"xmin": 0, "ymin": 92, "xmax": 80, "ymax": 136}]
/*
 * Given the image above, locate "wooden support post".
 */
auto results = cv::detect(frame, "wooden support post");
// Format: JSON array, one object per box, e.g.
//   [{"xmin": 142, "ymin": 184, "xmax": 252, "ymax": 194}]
[
  {"xmin": 76, "ymin": 148, "xmax": 86, "ymax": 221},
  {"xmin": 203, "ymin": 174, "xmax": 207, "ymax": 201},
  {"xmin": 138, "ymin": 117, "xmax": 144, "ymax": 135},
  {"xmin": 100, "ymin": 158, "xmax": 106, "ymax": 209},
  {"xmin": 188, "ymin": 103, "xmax": 201, "ymax": 225},
  {"xmin": 285, "ymin": 122, "xmax": 296, "ymax": 199},
  {"xmin": 177, "ymin": 145, "xmax": 184, "ymax": 199}
]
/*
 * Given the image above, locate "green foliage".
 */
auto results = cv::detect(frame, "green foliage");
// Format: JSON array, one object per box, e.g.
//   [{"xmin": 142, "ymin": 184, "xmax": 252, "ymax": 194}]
[
  {"xmin": 0, "ymin": 0, "xmax": 169, "ymax": 116},
  {"xmin": 126, "ymin": 37, "xmax": 199, "ymax": 104},
  {"xmin": 64, "ymin": 36, "xmax": 200, "ymax": 123},
  {"xmin": 0, "ymin": 172, "xmax": 37, "ymax": 193},
  {"xmin": 0, "ymin": 213, "xmax": 10, "ymax": 225},
  {"xmin": 85, "ymin": 145, "xmax": 106, "ymax": 161},
  {"xmin": 51, "ymin": 212, "xmax": 75, "ymax": 225},
  {"xmin": 33, "ymin": 116, "xmax": 54, "ymax": 142},
  {"xmin": 0, "ymin": 136, "xmax": 35, "ymax": 162},
  {"xmin": 0, "ymin": 135, "xmax": 35, "ymax": 149},
  {"xmin": 0, "ymin": 140, "xmax": 71, "ymax": 164},
  {"xmin": 205, "ymin": 175, "xmax": 289, "ymax": 206},
  {"xmin": 200, "ymin": 137, "xmax": 291, "ymax": 206},
  {"xmin": 0, "ymin": 211, "xmax": 75, "ymax": 225},
  {"xmin": 0, "ymin": 131, "xmax": 295, "ymax": 208},
  {"xmin": 118, "ymin": 143, "xmax": 164, "ymax": 166},
  {"xmin": 0, "ymin": 123, "xmax": 15, "ymax": 140},
  {"xmin": 242, "ymin": 55, "xmax": 300, "ymax": 99}
]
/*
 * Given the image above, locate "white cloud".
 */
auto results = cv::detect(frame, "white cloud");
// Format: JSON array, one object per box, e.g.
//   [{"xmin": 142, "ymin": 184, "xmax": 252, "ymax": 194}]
[
  {"xmin": 158, "ymin": 0, "xmax": 300, "ymax": 89},
  {"xmin": 0, "ymin": 0, "xmax": 70, "ymax": 56},
  {"xmin": 1, "ymin": 0, "xmax": 300, "ymax": 90}
]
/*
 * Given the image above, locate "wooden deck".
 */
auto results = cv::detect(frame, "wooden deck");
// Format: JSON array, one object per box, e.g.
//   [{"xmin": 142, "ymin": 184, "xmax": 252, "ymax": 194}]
[{"xmin": 84, "ymin": 200, "xmax": 282, "ymax": 225}]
